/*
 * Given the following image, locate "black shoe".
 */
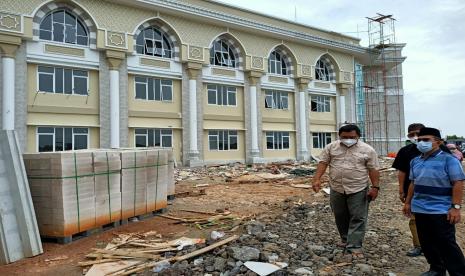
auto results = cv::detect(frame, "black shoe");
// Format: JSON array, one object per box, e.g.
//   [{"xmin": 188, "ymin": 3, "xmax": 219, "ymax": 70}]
[
  {"xmin": 419, "ymin": 270, "xmax": 446, "ymax": 276},
  {"xmin": 406, "ymin": 247, "xmax": 422, "ymax": 257}
]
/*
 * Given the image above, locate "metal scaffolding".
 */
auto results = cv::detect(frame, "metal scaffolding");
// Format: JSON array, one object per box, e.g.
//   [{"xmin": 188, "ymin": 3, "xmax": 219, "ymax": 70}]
[{"xmin": 361, "ymin": 14, "xmax": 404, "ymax": 155}]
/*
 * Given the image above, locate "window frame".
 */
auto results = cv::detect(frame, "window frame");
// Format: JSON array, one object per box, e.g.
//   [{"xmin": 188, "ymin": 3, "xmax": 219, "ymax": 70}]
[
  {"xmin": 134, "ymin": 76, "xmax": 173, "ymax": 102},
  {"xmin": 312, "ymin": 132, "xmax": 332, "ymax": 149},
  {"xmin": 315, "ymin": 59, "xmax": 331, "ymax": 81},
  {"xmin": 268, "ymin": 51, "xmax": 288, "ymax": 75},
  {"xmin": 135, "ymin": 27, "xmax": 173, "ymax": 59},
  {"xmin": 311, "ymin": 95, "xmax": 331, "ymax": 112},
  {"xmin": 206, "ymin": 84, "xmax": 237, "ymax": 106},
  {"xmin": 37, "ymin": 66, "xmax": 89, "ymax": 95},
  {"xmin": 39, "ymin": 9, "xmax": 89, "ymax": 46},
  {"xmin": 209, "ymin": 40, "xmax": 237, "ymax": 68},
  {"xmin": 265, "ymin": 131, "xmax": 290, "ymax": 150},
  {"xmin": 134, "ymin": 128, "xmax": 173, "ymax": 148},
  {"xmin": 264, "ymin": 90, "xmax": 289, "ymax": 110},
  {"xmin": 208, "ymin": 130, "xmax": 239, "ymax": 151},
  {"xmin": 36, "ymin": 126, "xmax": 89, "ymax": 152}
]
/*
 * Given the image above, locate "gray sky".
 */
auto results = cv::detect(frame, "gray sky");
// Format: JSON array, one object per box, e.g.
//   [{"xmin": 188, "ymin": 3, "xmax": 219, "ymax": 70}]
[{"xmin": 217, "ymin": 0, "xmax": 465, "ymax": 138}]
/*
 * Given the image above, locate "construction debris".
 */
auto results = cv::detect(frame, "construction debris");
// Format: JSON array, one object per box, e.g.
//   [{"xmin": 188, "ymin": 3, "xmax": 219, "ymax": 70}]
[
  {"xmin": 159, "ymin": 212, "xmax": 246, "ymax": 230},
  {"xmin": 82, "ymin": 232, "xmax": 238, "ymax": 276}
]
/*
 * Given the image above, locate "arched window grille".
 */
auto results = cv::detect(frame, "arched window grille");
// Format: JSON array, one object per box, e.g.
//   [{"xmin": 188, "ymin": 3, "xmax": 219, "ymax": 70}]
[
  {"xmin": 136, "ymin": 27, "xmax": 172, "ymax": 58},
  {"xmin": 315, "ymin": 59, "xmax": 332, "ymax": 81},
  {"xmin": 268, "ymin": 50, "xmax": 288, "ymax": 75},
  {"xmin": 210, "ymin": 40, "xmax": 236, "ymax": 68},
  {"xmin": 39, "ymin": 10, "xmax": 88, "ymax": 46}
]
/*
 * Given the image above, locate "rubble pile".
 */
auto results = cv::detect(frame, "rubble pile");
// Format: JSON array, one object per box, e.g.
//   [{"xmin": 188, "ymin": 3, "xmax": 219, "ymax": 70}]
[
  {"xmin": 175, "ymin": 161, "xmax": 317, "ymax": 183},
  {"xmin": 152, "ymin": 195, "xmax": 426, "ymax": 275}
]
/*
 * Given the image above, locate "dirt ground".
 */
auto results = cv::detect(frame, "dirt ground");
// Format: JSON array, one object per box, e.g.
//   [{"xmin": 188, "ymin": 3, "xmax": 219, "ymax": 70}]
[{"xmin": 1, "ymin": 163, "xmax": 464, "ymax": 275}]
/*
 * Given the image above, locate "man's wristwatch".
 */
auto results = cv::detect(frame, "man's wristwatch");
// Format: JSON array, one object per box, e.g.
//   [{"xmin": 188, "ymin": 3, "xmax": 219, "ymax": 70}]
[
  {"xmin": 371, "ymin": 186, "xmax": 380, "ymax": 190},
  {"xmin": 451, "ymin": 204, "xmax": 461, "ymax": 210}
]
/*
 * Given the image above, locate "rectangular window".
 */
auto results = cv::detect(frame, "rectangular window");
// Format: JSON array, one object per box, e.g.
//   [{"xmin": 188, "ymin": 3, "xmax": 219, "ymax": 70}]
[
  {"xmin": 134, "ymin": 76, "xmax": 173, "ymax": 102},
  {"xmin": 38, "ymin": 66, "xmax": 88, "ymax": 95},
  {"xmin": 208, "ymin": 130, "xmax": 238, "ymax": 151},
  {"xmin": 134, "ymin": 128, "xmax": 173, "ymax": 148},
  {"xmin": 265, "ymin": 131, "xmax": 290, "ymax": 150},
  {"xmin": 206, "ymin": 85, "xmax": 237, "ymax": 106},
  {"xmin": 311, "ymin": 95, "xmax": 331, "ymax": 112},
  {"xmin": 264, "ymin": 90, "xmax": 289, "ymax": 110},
  {"xmin": 312, "ymin": 132, "xmax": 332, "ymax": 149},
  {"xmin": 37, "ymin": 126, "xmax": 89, "ymax": 152}
]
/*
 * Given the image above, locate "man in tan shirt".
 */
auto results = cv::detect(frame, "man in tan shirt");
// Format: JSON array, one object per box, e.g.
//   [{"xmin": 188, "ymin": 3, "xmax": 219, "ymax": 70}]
[{"xmin": 312, "ymin": 124, "xmax": 380, "ymax": 258}]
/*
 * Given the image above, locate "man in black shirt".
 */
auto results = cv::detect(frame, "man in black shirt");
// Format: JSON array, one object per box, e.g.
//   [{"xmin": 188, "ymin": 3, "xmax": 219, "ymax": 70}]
[
  {"xmin": 393, "ymin": 123, "xmax": 425, "ymax": 257},
  {"xmin": 392, "ymin": 123, "xmax": 452, "ymax": 257}
]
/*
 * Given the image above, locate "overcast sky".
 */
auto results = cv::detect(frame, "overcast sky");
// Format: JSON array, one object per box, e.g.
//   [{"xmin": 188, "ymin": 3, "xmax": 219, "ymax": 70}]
[{"xmin": 217, "ymin": 0, "xmax": 465, "ymax": 138}]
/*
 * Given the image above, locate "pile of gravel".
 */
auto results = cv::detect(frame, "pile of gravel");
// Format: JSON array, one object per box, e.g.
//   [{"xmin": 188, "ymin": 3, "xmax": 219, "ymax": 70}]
[{"xmin": 151, "ymin": 197, "xmax": 426, "ymax": 276}]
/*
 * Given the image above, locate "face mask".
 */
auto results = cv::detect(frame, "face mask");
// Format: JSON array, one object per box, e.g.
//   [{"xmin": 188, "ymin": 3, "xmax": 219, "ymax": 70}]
[
  {"xmin": 417, "ymin": 141, "xmax": 433, "ymax": 153},
  {"xmin": 409, "ymin": 137, "xmax": 418, "ymax": 144},
  {"xmin": 341, "ymin": 139, "xmax": 357, "ymax": 147}
]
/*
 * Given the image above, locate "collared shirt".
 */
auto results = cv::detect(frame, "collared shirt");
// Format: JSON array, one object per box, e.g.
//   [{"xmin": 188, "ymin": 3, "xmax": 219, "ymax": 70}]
[
  {"xmin": 319, "ymin": 140, "xmax": 380, "ymax": 194},
  {"xmin": 410, "ymin": 149, "xmax": 465, "ymax": 214},
  {"xmin": 392, "ymin": 144, "xmax": 453, "ymax": 194}
]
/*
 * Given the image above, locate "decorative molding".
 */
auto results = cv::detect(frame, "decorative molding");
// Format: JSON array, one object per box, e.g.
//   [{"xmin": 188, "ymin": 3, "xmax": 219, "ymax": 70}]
[
  {"xmin": 141, "ymin": 0, "xmax": 366, "ymax": 54},
  {"xmin": 268, "ymin": 75, "xmax": 287, "ymax": 84},
  {"xmin": 0, "ymin": 12, "xmax": 22, "ymax": 33},
  {"xmin": 342, "ymin": 71, "xmax": 352, "ymax": 82},
  {"xmin": 188, "ymin": 45, "xmax": 204, "ymax": 61},
  {"xmin": 314, "ymin": 81, "xmax": 331, "ymax": 89},
  {"xmin": 212, "ymin": 67, "xmax": 236, "ymax": 77},
  {"xmin": 262, "ymin": 117, "xmax": 294, "ymax": 123},
  {"xmin": 44, "ymin": 44, "xmax": 85, "ymax": 57},
  {"xmin": 140, "ymin": 57, "xmax": 171, "ymax": 69},
  {"xmin": 106, "ymin": 31, "xmax": 127, "ymax": 49},
  {"xmin": 251, "ymin": 56, "xmax": 263, "ymax": 70},
  {"xmin": 301, "ymin": 65, "xmax": 312, "ymax": 77}
]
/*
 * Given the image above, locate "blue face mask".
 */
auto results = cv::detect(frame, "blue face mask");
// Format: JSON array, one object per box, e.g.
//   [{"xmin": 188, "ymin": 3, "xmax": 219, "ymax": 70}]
[{"xmin": 417, "ymin": 141, "xmax": 433, "ymax": 153}]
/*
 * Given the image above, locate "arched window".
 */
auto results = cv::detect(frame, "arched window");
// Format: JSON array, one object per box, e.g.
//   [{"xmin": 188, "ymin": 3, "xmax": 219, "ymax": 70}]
[
  {"xmin": 210, "ymin": 40, "xmax": 236, "ymax": 68},
  {"xmin": 268, "ymin": 51, "xmax": 288, "ymax": 75},
  {"xmin": 315, "ymin": 58, "xmax": 332, "ymax": 81},
  {"xmin": 136, "ymin": 27, "xmax": 172, "ymax": 58},
  {"xmin": 39, "ymin": 10, "xmax": 88, "ymax": 46}
]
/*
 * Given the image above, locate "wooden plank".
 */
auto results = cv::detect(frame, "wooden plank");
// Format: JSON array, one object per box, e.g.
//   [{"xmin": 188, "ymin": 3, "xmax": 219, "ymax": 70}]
[
  {"xmin": 111, "ymin": 235, "xmax": 238, "ymax": 276},
  {"xmin": 92, "ymin": 249, "xmax": 160, "ymax": 260}
]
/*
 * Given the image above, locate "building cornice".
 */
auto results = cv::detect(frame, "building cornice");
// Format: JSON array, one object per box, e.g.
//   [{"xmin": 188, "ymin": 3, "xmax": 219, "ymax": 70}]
[{"xmin": 118, "ymin": 0, "xmax": 368, "ymax": 55}]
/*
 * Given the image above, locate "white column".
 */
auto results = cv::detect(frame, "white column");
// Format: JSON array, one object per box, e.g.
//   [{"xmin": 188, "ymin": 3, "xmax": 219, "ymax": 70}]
[
  {"xmin": 188, "ymin": 78, "xmax": 198, "ymax": 155},
  {"xmin": 2, "ymin": 56, "xmax": 15, "ymax": 130},
  {"xmin": 250, "ymin": 85, "xmax": 259, "ymax": 154},
  {"xmin": 339, "ymin": 94, "xmax": 346, "ymax": 124},
  {"xmin": 110, "ymin": 69, "xmax": 120, "ymax": 148},
  {"xmin": 299, "ymin": 91, "xmax": 308, "ymax": 153}
]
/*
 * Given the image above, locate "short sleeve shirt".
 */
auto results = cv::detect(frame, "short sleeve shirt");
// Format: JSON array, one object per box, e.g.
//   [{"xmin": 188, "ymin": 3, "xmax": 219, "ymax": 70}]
[
  {"xmin": 319, "ymin": 140, "xmax": 380, "ymax": 194},
  {"xmin": 392, "ymin": 144, "xmax": 421, "ymax": 194},
  {"xmin": 410, "ymin": 150, "xmax": 465, "ymax": 214}
]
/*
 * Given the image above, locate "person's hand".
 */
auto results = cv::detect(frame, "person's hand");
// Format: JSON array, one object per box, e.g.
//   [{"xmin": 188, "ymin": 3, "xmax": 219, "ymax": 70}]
[
  {"xmin": 447, "ymin": 208, "xmax": 461, "ymax": 224},
  {"xmin": 312, "ymin": 179, "xmax": 321, "ymax": 193},
  {"xmin": 399, "ymin": 192, "xmax": 406, "ymax": 203},
  {"xmin": 403, "ymin": 203, "xmax": 411, "ymax": 217},
  {"xmin": 367, "ymin": 187, "xmax": 379, "ymax": 201}
]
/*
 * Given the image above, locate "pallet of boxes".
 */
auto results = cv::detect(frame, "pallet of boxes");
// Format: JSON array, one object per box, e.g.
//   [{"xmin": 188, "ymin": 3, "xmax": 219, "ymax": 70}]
[{"xmin": 23, "ymin": 148, "xmax": 173, "ymax": 244}]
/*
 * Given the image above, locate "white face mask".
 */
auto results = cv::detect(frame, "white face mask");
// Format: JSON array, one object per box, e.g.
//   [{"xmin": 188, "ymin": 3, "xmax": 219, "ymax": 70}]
[{"xmin": 341, "ymin": 139, "xmax": 357, "ymax": 147}]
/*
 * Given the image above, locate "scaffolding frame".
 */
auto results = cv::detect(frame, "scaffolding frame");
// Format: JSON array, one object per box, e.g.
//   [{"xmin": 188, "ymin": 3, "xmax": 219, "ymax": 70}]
[{"xmin": 361, "ymin": 14, "xmax": 403, "ymax": 155}]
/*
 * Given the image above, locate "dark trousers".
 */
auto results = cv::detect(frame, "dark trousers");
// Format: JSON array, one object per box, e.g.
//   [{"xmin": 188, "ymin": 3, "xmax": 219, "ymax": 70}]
[
  {"xmin": 414, "ymin": 213, "xmax": 465, "ymax": 275},
  {"xmin": 330, "ymin": 188, "xmax": 369, "ymax": 250}
]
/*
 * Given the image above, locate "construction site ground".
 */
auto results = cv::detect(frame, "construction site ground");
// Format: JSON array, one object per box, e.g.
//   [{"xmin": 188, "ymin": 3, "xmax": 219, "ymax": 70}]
[{"xmin": 1, "ymin": 160, "xmax": 465, "ymax": 275}]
